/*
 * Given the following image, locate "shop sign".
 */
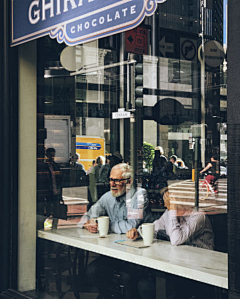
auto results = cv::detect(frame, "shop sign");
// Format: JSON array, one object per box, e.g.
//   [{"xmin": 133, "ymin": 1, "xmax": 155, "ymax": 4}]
[
  {"xmin": 76, "ymin": 142, "xmax": 102, "ymax": 150},
  {"xmin": 112, "ymin": 108, "xmax": 131, "ymax": 119},
  {"xmin": 11, "ymin": 0, "xmax": 166, "ymax": 47},
  {"xmin": 125, "ymin": 26, "xmax": 148, "ymax": 55}
]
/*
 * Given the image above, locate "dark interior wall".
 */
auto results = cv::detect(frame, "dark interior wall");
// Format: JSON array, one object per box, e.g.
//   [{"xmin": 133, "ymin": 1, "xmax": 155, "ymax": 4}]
[
  {"xmin": 0, "ymin": 0, "xmax": 19, "ymax": 293},
  {"xmin": 228, "ymin": 0, "xmax": 240, "ymax": 298}
]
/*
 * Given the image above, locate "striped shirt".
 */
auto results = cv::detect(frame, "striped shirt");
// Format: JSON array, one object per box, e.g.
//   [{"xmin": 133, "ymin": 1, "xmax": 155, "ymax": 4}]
[{"xmin": 154, "ymin": 209, "xmax": 214, "ymax": 250}]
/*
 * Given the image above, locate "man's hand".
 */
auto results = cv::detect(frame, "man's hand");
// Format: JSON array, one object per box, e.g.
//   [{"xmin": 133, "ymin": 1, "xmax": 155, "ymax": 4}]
[
  {"xmin": 126, "ymin": 228, "xmax": 139, "ymax": 240},
  {"xmin": 83, "ymin": 219, "xmax": 98, "ymax": 233},
  {"xmin": 175, "ymin": 205, "xmax": 193, "ymax": 216}
]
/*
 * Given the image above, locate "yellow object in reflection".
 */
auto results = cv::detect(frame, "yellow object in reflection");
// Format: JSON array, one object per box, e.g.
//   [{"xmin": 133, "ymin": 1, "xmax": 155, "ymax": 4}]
[
  {"xmin": 192, "ymin": 169, "xmax": 195, "ymax": 181},
  {"xmin": 44, "ymin": 219, "xmax": 52, "ymax": 229},
  {"xmin": 76, "ymin": 136, "xmax": 105, "ymax": 171}
]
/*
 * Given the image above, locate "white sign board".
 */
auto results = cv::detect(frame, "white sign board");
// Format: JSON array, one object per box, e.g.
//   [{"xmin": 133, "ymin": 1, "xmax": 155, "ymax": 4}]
[
  {"xmin": 205, "ymin": 40, "xmax": 225, "ymax": 68},
  {"xmin": 112, "ymin": 108, "xmax": 131, "ymax": 119}
]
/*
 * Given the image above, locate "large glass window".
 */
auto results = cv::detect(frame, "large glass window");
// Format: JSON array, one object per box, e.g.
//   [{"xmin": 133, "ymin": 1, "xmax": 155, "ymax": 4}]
[{"xmin": 36, "ymin": 1, "xmax": 227, "ymax": 298}]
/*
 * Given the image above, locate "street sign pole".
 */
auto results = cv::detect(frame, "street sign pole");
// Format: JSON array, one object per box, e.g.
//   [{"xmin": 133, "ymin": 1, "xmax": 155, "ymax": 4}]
[
  {"xmin": 130, "ymin": 63, "xmax": 136, "ymax": 188},
  {"xmin": 194, "ymin": 137, "xmax": 200, "ymax": 211},
  {"xmin": 199, "ymin": 0, "xmax": 206, "ymax": 167},
  {"xmin": 130, "ymin": 112, "xmax": 136, "ymax": 188}
]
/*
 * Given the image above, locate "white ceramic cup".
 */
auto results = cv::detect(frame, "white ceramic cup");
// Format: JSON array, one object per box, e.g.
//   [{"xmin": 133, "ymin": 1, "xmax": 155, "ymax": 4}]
[
  {"xmin": 97, "ymin": 216, "xmax": 109, "ymax": 236},
  {"xmin": 138, "ymin": 223, "xmax": 154, "ymax": 246}
]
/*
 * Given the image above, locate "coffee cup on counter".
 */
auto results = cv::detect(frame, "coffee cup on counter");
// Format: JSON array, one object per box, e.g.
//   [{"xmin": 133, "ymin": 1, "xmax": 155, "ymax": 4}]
[
  {"xmin": 97, "ymin": 216, "xmax": 109, "ymax": 237},
  {"xmin": 138, "ymin": 223, "xmax": 154, "ymax": 246}
]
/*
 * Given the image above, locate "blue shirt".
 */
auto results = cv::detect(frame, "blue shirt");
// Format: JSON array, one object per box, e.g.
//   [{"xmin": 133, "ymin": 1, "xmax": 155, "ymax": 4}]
[{"xmin": 78, "ymin": 187, "xmax": 151, "ymax": 234}]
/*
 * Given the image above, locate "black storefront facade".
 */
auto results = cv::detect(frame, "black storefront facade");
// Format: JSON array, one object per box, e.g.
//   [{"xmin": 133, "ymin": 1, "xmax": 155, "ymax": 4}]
[{"xmin": 1, "ymin": 0, "xmax": 239, "ymax": 298}]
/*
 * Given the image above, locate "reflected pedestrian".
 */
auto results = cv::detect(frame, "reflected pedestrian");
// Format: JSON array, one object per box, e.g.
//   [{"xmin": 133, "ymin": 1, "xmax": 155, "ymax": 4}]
[
  {"xmin": 88, "ymin": 156, "xmax": 104, "ymax": 204},
  {"xmin": 45, "ymin": 148, "xmax": 63, "ymax": 229},
  {"xmin": 200, "ymin": 155, "xmax": 219, "ymax": 193},
  {"xmin": 151, "ymin": 147, "xmax": 168, "ymax": 188},
  {"xmin": 109, "ymin": 151, "xmax": 123, "ymax": 168},
  {"xmin": 99, "ymin": 155, "xmax": 111, "ymax": 183},
  {"xmin": 75, "ymin": 153, "xmax": 86, "ymax": 173},
  {"xmin": 152, "ymin": 146, "xmax": 167, "ymax": 174},
  {"xmin": 86, "ymin": 160, "xmax": 96, "ymax": 175}
]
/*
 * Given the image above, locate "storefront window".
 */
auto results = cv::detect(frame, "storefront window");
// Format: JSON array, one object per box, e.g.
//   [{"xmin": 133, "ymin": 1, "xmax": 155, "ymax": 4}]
[{"xmin": 36, "ymin": 1, "xmax": 227, "ymax": 298}]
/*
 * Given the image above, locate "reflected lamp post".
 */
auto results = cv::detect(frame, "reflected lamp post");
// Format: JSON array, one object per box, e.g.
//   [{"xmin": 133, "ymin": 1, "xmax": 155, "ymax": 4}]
[{"xmin": 198, "ymin": 0, "xmax": 206, "ymax": 167}]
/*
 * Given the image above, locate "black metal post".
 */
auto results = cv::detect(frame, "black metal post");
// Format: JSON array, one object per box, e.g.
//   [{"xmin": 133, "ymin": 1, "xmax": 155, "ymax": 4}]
[
  {"xmin": 228, "ymin": 0, "xmax": 240, "ymax": 298},
  {"xmin": 0, "ymin": 0, "xmax": 19, "ymax": 292},
  {"xmin": 194, "ymin": 137, "xmax": 200, "ymax": 210}
]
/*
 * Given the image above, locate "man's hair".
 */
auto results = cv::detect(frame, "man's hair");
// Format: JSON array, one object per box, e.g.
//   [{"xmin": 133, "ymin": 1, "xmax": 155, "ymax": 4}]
[
  {"xmin": 112, "ymin": 163, "xmax": 133, "ymax": 179},
  {"xmin": 170, "ymin": 155, "xmax": 177, "ymax": 162},
  {"xmin": 46, "ymin": 148, "xmax": 55, "ymax": 155}
]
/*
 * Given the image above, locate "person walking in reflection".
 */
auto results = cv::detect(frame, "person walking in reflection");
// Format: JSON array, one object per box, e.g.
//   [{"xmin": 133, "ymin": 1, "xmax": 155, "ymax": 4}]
[
  {"xmin": 99, "ymin": 155, "xmax": 111, "ymax": 184},
  {"xmin": 152, "ymin": 146, "xmax": 167, "ymax": 174},
  {"xmin": 86, "ymin": 159, "xmax": 96, "ymax": 175},
  {"xmin": 165, "ymin": 155, "xmax": 178, "ymax": 179},
  {"xmin": 127, "ymin": 187, "xmax": 215, "ymax": 299},
  {"xmin": 200, "ymin": 155, "xmax": 219, "ymax": 193},
  {"xmin": 151, "ymin": 147, "xmax": 168, "ymax": 189},
  {"xmin": 45, "ymin": 147, "xmax": 63, "ymax": 229},
  {"xmin": 88, "ymin": 156, "xmax": 104, "ymax": 205},
  {"xmin": 75, "ymin": 153, "xmax": 86, "ymax": 174}
]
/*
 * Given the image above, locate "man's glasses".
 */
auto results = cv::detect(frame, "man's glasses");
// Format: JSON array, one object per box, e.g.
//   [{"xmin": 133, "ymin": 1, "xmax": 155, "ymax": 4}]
[{"xmin": 109, "ymin": 178, "xmax": 130, "ymax": 185}]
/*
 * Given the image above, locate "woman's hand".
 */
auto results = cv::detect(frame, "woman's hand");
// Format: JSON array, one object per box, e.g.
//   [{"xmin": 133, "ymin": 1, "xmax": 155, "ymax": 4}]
[{"xmin": 126, "ymin": 228, "xmax": 139, "ymax": 240}]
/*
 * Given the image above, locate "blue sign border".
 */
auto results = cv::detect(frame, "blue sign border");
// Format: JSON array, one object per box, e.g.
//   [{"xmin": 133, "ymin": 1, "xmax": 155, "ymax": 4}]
[{"xmin": 11, "ymin": 0, "xmax": 166, "ymax": 47}]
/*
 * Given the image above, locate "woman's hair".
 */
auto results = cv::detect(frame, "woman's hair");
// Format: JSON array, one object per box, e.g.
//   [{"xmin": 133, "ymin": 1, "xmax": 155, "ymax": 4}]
[
  {"xmin": 112, "ymin": 163, "xmax": 133, "ymax": 179},
  {"xmin": 96, "ymin": 156, "xmax": 104, "ymax": 165}
]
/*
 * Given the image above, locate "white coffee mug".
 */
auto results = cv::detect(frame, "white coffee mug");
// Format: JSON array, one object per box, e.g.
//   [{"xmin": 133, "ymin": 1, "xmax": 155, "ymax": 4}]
[
  {"xmin": 138, "ymin": 223, "xmax": 154, "ymax": 246},
  {"xmin": 97, "ymin": 216, "xmax": 109, "ymax": 236}
]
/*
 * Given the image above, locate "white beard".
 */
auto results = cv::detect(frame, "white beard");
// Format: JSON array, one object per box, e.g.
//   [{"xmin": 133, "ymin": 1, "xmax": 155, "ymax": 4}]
[{"xmin": 111, "ymin": 186, "xmax": 126, "ymax": 197}]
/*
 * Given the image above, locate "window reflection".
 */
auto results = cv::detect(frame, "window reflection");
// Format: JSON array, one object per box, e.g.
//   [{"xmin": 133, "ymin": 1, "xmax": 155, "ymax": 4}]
[
  {"xmin": 37, "ymin": 33, "xmax": 227, "ymax": 235},
  {"xmin": 36, "ymin": 1, "xmax": 227, "ymax": 298}
]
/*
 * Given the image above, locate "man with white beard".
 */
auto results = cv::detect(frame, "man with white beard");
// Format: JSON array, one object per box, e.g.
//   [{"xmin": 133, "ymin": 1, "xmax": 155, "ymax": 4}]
[
  {"xmin": 78, "ymin": 163, "xmax": 151, "ymax": 299},
  {"xmin": 78, "ymin": 163, "xmax": 150, "ymax": 234}
]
